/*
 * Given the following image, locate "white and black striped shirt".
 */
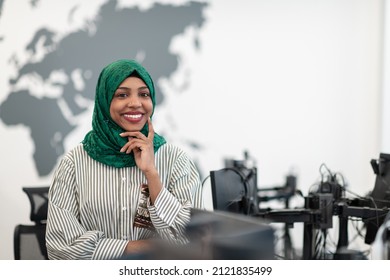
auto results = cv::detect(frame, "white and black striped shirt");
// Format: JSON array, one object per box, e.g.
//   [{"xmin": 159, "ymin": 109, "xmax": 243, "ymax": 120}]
[{"xmin": 46, "ymin": 143, "xmax": 204, "ymax": 260}]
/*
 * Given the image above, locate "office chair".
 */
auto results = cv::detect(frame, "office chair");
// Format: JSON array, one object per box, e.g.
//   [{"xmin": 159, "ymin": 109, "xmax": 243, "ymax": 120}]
[{"xmin": 13, "ymin": 186, "xmax": 49, "ymax": 260}]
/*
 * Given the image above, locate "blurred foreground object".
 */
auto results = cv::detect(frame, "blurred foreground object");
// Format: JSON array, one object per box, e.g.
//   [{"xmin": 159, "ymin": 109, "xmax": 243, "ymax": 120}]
[{"xmin": 122, "ymin": 209, "xmax": 275, "ymax": 260}]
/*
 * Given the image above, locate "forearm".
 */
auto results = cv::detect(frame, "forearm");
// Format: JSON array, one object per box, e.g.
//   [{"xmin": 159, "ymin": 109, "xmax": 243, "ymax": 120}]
[
  {"xmin": 144, "ymin": 168, "xmax": 163, "ymax": 204},
  {"xmin": 46, "ymin": 202, "xmax": 128, "ymax": 260},
  {"xmin": 122, "ymin": 239, "xmax": 153, "ymax": 257},
  {"xmin": 147, "ymin": 187, "xmax": 192, "ymax": 242}
]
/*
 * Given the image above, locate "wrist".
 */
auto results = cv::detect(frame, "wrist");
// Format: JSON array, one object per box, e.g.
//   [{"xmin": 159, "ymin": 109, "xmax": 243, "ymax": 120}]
[{"xmin": 143, "ymin": 167, "xmax": 158, "ymax": 179}]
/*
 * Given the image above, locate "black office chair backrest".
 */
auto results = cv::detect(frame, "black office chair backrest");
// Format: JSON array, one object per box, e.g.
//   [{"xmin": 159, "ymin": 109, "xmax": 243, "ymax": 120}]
[
  {"xmin": 14, "ymin": 186, "xmax": 50, "ymax": 260},
  {"xmin": 14, "ymin": 224, "xmax": 48, "ymax": 260},
  {"xmin": 22, "ymin": 186, "xmax": 49, "ymax": 224}
]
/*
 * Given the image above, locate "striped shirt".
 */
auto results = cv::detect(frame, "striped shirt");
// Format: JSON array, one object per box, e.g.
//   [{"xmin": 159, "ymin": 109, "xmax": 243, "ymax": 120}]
[{"xmin": 46, "ymin": 143, "xmax": 204, "ymax": 260}]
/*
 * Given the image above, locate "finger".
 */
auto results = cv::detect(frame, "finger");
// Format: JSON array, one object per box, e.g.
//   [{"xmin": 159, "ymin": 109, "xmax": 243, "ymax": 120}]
[
  {"xmin": 121, "ymin": 138, "xmax": 147, "ymax": 153},
  {"xmin": 147, "ymin": 117, "xmax": 154, "ymax": 140},
  {"xmin": 120, "ymin": 142, "xmax": 133, "ymax": 153},
  {"xmin": 125, "ymin": 142, "xmax": 145, "ymax": 153},
  {"xmin": 120, "ymin": 138, "xmax": 139, "ymax": 153},
  {"xmin": 120, "ymin": 131, "xmax": 147, "ymax": 140}
]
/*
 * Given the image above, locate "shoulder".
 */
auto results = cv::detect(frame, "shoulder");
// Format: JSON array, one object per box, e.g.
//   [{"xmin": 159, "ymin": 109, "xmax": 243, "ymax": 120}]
[
  {"xmin": 156, "ymin": 143, "xmax": 199, "ymax": 174},
  {"xmin": 58, "ymin": 143, "xmax": 92, "ymax": 168},
  {"xmin": 156, "ymin": 143, "xmax": 189, "ymax": 160},
  {"xmin": 62, "ymin": 143, "xmax": 87, "ymax": 160}
]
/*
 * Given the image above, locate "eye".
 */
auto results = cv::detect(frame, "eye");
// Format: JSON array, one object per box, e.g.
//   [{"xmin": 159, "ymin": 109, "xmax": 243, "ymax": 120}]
[
  {"xmin": 115, "ymin": 92, "xmax": 128, "ymax": 98},
  {"xmin": 139, "ymin": 92, "xmax": 150, "ymax": 98}
]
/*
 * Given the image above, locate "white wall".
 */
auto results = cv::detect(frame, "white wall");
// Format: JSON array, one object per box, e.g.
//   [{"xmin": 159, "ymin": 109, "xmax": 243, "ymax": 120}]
[
  {"xmin": 382, "ymin": 0, "xmax": 390, "ymax": 153},
  {"xmin": 0, "ymin": 0, "xmax": 385, "ymax": 259}
]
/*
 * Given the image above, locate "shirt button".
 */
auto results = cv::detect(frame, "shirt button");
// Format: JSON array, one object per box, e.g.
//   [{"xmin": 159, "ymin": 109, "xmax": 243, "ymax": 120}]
[
  {"xmin": 122, "ymin": 177, "xmax": 126, "ymax": 182},
  {"xmin": 122, "ymin": 207, "xmax": 127, "ymax": 211}
]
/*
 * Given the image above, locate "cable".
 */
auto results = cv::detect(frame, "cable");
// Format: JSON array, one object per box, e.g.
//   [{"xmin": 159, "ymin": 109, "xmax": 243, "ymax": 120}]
[
  {"xmin": 366, "ymin": 195, "xmax": 380, "ymax": 227},
  {"xmin": 314, "ymin": 229, "xmax": 325, "ymax": 259},
  {"xmin": 220, "ymin": 167, "xmax": 254, "ymax": 215},
  {"xmin": 319, "ymin": 163, "xmax": 333, "ymax": 183},
  {"xmin": 201, "ymin": 174, "xmax": 210, "ymax": 190}
]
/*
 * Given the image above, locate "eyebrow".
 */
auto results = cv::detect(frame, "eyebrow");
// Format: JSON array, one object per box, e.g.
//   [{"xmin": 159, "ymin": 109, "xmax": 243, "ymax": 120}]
[{"xmin": 116, "ymin": 86, "xmax": 149, "ymax": 91}]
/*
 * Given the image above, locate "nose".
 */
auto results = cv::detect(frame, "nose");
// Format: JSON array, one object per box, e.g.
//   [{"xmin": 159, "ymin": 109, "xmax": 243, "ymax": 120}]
[{"xmin": 127, "ymin": 96, "xmax": 142, "ymax": 107}]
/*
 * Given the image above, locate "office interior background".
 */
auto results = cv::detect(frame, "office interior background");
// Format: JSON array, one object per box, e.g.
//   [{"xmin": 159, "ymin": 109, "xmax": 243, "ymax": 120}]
[{"xmin": 0, "ymin": 0, "xmax": 389, "ymax": 260}]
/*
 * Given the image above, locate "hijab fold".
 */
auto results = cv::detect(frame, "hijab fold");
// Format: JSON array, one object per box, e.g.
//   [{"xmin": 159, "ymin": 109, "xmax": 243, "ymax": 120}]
[{"xmin": 82, "ymin": 59, "xmax": 166, "ymax": 168}]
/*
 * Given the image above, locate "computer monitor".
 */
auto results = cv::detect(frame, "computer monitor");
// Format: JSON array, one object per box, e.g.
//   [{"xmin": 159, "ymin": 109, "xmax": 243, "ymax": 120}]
[
  {"xmin": 186, "ymin": 209, "xmax": 275, "ymax": 259},
  {"xmin": 210, "ymin": 165, "xmax": 259, "ymax": 215},
  {"xmin": 365, "ymin": 153, "xmax": 390, "ymax": 244},
  {"xmin": 121, "ymin": 209, "xmax": 275, "ymax": 260}
]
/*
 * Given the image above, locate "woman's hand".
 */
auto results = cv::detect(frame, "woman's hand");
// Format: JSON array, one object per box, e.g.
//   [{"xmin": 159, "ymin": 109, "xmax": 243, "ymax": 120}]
[
  {"xmin": 120, "ymin": 117, "xmax": 156, "ymax": 174},
  {"xmin": 123, "ymin": 239, "xmax": 153, "ymax": 257},
  {"xmin": 120, "ymin": 118, "xmax": 162, "ymax": 204}
]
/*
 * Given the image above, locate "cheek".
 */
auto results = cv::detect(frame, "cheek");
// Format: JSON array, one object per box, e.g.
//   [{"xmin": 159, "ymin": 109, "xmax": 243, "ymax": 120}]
[
  {"xmin": 145, "ymin": 101, "xmax": 154, "ymax": 115},
  {"xmin": 109, "ymin": 103, "xmax": 115, "ymax": 117},
  {"xmin": 109, "ymin": 100, "xmax": 121, "ymax": 119}
]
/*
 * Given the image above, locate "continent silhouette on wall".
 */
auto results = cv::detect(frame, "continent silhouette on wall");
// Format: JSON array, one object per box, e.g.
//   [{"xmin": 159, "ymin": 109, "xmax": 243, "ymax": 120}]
[{"xmin": 0, "ymin": 0, "xmax": 208, "ymax": 176}]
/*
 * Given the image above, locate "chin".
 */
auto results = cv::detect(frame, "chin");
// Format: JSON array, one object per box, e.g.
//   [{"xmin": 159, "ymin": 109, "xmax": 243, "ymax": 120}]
[{"xmin": 124, "ymin": 125, "xmax": 144, "ymax": 132}]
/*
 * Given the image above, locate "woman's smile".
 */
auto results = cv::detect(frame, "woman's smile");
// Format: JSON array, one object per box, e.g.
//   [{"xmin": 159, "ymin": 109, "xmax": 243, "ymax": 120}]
[
  {"xmin": 110, "ymin": 76, "xmax": 153, "ymax": 132},
  {"xmin": 123, "ymin": 111, "xmax": 144, "ymax": 123}
]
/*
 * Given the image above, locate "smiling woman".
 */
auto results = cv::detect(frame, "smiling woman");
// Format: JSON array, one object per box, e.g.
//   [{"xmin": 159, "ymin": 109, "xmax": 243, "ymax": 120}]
[
  {"xmin": 45, "ymin": 59, "xmax": 204, "ymax": 260},
  {"xmin": 110, "ymin": 75, "xmax": 153, "ymax": 132}
]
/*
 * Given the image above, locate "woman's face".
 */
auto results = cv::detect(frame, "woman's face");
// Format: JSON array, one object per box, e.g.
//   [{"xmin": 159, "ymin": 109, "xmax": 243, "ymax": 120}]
[{"xmin": 110, "ymin": 76, "xmax": 153, "ymax": 132}]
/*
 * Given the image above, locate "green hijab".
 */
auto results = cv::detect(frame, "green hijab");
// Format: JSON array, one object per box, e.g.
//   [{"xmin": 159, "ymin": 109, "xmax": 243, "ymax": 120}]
[{"xmin": 82, "ymin": 59, "xmax": 166, "ymax": 168}]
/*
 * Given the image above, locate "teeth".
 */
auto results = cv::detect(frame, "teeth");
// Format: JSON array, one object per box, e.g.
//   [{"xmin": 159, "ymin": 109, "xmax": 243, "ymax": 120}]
[{"xmin": 124, "ymin": 114, "xmax": 142, "ymax": 119}]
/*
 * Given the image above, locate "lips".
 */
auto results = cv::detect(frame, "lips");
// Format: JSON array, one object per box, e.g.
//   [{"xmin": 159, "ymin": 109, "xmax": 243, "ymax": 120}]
[{"xmin": 122, "ymin": 112, "xmax": 144, "ymax": 123}]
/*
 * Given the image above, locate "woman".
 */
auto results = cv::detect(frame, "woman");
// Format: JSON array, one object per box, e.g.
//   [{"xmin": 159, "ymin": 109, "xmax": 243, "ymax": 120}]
[{"xmin": 45, "ymin": 59, "xmax": 204, "ymax": 260}]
